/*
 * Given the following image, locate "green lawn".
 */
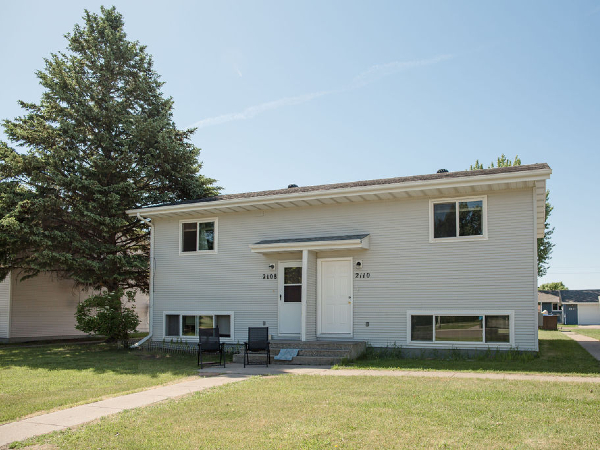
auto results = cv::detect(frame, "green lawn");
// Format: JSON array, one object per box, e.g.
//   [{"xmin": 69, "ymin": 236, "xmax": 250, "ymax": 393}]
[
  {"xmin": 20, "ymin": 375, "xmax": 600, "ymax": 449},
  {"xmin": 0, "ymin": 344, "xmax": 199, "ymax": 424},
  {"xmin": 336, "ymin": 330, "xmax": 600, "ymax": 375},
  {"xmin": 571, "ymin": 328, "xmax": 600, "ymax": 340}
]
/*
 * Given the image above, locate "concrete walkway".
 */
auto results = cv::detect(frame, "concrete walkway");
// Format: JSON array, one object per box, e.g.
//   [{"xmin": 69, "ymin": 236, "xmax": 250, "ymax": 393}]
[
  {"xmin": 201, "ymin": 363, "xmax": 600, "ymax": 383},
  {"xmin": 565, "ymin": 331, "xmax": 600, "ymax": 361},
  {"xmin": 0, "ymin": 374, "xmax": 249, "ymax": 447},
  {"xmin": 3, "ymin": 362, "xmax": 600, "ymax": 448}
]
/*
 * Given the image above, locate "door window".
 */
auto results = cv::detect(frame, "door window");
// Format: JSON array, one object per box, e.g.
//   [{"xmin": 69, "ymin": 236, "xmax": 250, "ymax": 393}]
[{"xmin": 283, "ymin": 267, "xmax": 302, "ymax": 302}]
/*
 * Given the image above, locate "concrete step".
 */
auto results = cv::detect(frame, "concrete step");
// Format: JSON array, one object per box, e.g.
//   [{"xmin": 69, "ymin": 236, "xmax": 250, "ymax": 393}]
[
  {"xmin": 232, "ymin": 341, "xmax": 366, "ymax": 365},
  {"xmin": 292, "ymin": 349, "xmax": 349, "ymax": 357},
  {"xmin": 232, "ymin": 353, "xmax": 343, "ymax": 366},
  {"xmin": 271, "ymin": 340, "xmax": 363, "ymax": 351}
]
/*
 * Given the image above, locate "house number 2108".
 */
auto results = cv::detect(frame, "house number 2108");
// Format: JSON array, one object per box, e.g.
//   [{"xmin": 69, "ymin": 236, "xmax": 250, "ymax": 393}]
[
  {"xmin": 262, "ymin": 274, "xmax": 277, "ymax": 280},
  {"xmin": 355, "ymin": 273, "xmax": 371, "ymax": 278}
]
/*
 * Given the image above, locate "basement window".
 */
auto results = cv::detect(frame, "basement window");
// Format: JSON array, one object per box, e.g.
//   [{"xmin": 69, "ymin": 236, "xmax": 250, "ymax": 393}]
[
  {"xmin": 165, "ymin": 313, "xmax": 233, "ymax": 339},
  {"xmin": 410, "ymin": 314, "xmax": 510, "ymax": 344}
]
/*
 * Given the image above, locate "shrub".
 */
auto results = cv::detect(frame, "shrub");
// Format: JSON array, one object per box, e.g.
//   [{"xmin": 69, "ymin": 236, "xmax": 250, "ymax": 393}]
[{"xmin": 75, "ymin": 289, "xmax": 140, "ymax": 345}]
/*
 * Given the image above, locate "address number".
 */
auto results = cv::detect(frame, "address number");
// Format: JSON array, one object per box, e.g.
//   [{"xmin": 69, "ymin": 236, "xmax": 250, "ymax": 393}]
[
  {"xmin": 355, "ymin": 273, "xmax": 371, "ymax": 279},
  {"xmin": 263, "ymin": 274, "xmax": 277, "ymax": 280}
]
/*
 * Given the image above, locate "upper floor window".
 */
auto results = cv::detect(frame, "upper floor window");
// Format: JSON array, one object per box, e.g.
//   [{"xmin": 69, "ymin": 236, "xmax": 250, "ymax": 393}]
[
  {"xmin": 430, "ymin": 197, "xmax": 487, "ymax": 241},
  {"xmin": 180, "ymin": 218, "xmax": 217, "ymax": 253}
]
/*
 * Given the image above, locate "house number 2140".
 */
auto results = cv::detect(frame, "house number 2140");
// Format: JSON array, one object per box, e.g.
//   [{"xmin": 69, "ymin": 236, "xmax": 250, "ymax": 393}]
[{"xmin": 355, "ymin": 273, "xmax": 371, "ymax": 278}]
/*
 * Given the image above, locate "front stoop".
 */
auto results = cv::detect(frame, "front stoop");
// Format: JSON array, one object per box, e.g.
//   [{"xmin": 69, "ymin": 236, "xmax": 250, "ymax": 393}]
[{"xmin": 232, "ymin": 340, "xmax": 366, "ymax": 365}]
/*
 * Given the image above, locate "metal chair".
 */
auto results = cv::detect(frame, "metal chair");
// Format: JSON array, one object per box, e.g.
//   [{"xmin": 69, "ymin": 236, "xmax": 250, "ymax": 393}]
[
  {"xmin": 244, "ymin": 327, "xmax": 270, "ymax": 367},
  {"xmin": 198, "ymin": 327, "xmax": 225, "ymax": 369}
]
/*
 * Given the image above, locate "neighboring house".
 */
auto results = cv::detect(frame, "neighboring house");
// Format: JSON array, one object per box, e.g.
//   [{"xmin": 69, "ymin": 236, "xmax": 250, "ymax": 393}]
[
  {"xmin": 128, "ymin": 163, "xmax": 551, "ymax": 352},
  {"xmin": 0, "ymin": 272, "xmax": 149, "ymax": 343},
  {"xmin": 538, "ymin": 290, "xmax": 600, "ymax": 325},
  {"xmin": 538, "ymin": 290, "xmax": 563, "ymax": 323}
]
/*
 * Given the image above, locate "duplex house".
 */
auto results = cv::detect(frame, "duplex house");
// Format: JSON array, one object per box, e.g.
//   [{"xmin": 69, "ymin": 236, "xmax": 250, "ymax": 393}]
[{"xmin": 128, "ymin": 163, "xmax": 551, "ymax": 352}]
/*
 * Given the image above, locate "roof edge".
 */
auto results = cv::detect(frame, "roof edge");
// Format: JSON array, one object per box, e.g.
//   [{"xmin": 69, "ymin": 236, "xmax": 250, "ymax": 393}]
[{"xmin": 128, "ymin": 163, "xmax": 552, "ymax": 216}]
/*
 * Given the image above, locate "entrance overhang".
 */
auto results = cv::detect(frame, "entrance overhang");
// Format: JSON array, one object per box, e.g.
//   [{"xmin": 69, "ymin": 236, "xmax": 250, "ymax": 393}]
[{"xmin": 249, "ymin": 234, "xmax": 370, "ymax": 253}]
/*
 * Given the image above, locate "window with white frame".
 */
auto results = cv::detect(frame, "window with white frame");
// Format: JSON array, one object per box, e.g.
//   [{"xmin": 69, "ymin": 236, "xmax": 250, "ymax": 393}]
[
  {"xmin": 180, "ymin": 219, "xmax": 217, "ymax": 253},
  {"xmin": 410, "ymin": 314, "xmax": 510, "ymax": 344},
  {"xmin": 164, "ymin": 313, "xmax": 232, "ymax": 338},
  {"xmin": 431, "ymin": 197, "xmax": 486, "ymax": 240}
]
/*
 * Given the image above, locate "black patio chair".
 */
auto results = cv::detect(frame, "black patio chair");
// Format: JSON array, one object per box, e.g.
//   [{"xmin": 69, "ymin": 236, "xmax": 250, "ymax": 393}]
[
  {"xmin": 198, "ymin": 327, "xmax": 225, "ymax": 369},
  {"xmin": 244, "ymin": 327, "xmax": 270, "ymax": 367}
]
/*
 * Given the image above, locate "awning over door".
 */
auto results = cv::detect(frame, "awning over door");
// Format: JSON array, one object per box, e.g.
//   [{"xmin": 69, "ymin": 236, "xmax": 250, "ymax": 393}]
[{"xmin": 249, "ymin": 234, "xmax": 370, "ymax": 253}]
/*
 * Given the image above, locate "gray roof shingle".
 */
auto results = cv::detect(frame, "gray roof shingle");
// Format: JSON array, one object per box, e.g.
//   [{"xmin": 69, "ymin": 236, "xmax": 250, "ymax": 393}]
[
  {"xmin": 150, "ymin": 163, "xmax": 551, "ymax": 208},
  {"xmin": 538, "ymin": 290, "xmax": 600, "ymax": 304}
]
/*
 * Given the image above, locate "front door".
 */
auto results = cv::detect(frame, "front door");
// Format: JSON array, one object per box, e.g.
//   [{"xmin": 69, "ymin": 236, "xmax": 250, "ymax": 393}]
[
  {"xmin": 319, "ymin": 258, "xmax": 353, "ymax": 334},
  {"xmin": 278, "ymin": 261, "xmax": 302, "ymax": 335},
  {"xmin": 564, "ymin": 304, "xmax": 578, "ymax": 325}
]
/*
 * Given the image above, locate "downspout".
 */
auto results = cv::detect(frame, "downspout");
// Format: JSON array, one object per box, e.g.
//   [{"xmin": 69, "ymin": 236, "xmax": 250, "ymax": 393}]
[{"xmin": 132, "ymin": 212, "xmax": 154, "ymax": 348}]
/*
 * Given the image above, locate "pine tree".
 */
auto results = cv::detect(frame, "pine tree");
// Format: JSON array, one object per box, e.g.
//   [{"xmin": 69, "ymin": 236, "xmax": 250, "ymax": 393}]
[
  {"xmin": 468, "ymin": 154, "xmax": 554, "ymax": 277},
  {"xmin": 0, "ymin": 6, "xmax": 218, "ymax": 293}
]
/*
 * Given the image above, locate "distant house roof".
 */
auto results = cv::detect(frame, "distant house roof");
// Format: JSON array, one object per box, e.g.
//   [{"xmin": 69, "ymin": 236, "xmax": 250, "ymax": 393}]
[
  {"xmin": 538, "ymin": 290, "xmax": 560, "ymax": 303},
  {"xmin": 560, "ymin": 290, "xmax": 600, "ymax": 304},
  {"xmin": 538, "ymin": 290, "xmax": 600, "ymax": 304}
]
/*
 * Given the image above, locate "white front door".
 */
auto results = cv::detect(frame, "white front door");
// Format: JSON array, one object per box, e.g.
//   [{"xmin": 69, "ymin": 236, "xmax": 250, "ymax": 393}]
[
  {"xmin": 278, "ymin": 261, "xmax": 302, "ymax": 335},
  {"xmin": 319, "ymin": 258, "xmax": 353, "ymax": 334}
]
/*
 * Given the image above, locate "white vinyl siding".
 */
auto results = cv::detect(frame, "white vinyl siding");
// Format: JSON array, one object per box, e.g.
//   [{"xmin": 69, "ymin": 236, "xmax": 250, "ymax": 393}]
[
  {"xmin": 0, "ymin": 275, "xmax": 10, "ymax": 339},
  {"xmin": 151, "ymin": 188, "xmax": 537, "ymax": 350},
  {"xmin": 305, "ymin": 251, "xmax": 317, "ymax": 341}
]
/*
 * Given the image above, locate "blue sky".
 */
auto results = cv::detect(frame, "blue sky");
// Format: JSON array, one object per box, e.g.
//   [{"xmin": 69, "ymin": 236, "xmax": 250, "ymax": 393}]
[{"xmin": 1, "ymin": 1, "xmax": 599, "ymax": 288}]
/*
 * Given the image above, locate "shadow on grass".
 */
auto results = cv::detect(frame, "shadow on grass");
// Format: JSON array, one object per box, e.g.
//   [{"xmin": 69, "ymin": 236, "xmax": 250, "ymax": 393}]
[
  {"xmin": 0, "ymin": 343, "xmax": 200, "ymax": 378},
  {"xmin": 341, "ymin": 331, "xmax": 600, "ymax": 375}
]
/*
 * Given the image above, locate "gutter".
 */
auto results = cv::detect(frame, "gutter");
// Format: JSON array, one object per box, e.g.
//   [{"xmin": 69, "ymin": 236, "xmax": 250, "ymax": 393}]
[{"xmin": 132, "ymin": 213, "xmax": 154, "ymax": 348}]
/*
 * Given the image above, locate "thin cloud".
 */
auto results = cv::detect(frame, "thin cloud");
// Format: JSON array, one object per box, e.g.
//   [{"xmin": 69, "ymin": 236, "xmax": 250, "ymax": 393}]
[
  {"xmin": 189, "ymin": 54, "xmax": 455, "ymax": 129},
  {"xmin": 233, "ymin": 63, "xmax": 243, "ymax": 77},
  {"xmin": 350, "ymin": 54, "xmax": 454, "ymax": 89}
]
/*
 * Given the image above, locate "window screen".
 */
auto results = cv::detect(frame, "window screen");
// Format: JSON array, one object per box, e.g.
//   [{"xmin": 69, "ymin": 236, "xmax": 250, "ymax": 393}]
[
  {"xmin": 433, "ymin": 203, "xmax": 456, "ymax": 238},
  {"xmin": 411, "ymin": 315, "xmax": 433, "ymax": 341},
  {"xmin": 182, "ymin": 223, "xmax": 197, "ymax": 252},
  {"xmin": 165, "ymin": 315, "xmax": 180, "ymax": 336},
  {"xmin": 485, "ymin": 315, "xmax": 510, "ymax": 343}
]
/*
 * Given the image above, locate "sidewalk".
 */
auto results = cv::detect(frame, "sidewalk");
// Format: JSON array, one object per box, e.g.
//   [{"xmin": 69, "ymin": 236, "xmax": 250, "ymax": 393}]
[
  {"xmin": 565, "ymin": 331, "xmax": 600, "ymax": 361},
  {"xmin": 0, "ymin": 374, "xmax": 249, "ymax": 447},
  {"xmin": 201, "ymin": 363, "xmax": 600, "ymax": 383}
]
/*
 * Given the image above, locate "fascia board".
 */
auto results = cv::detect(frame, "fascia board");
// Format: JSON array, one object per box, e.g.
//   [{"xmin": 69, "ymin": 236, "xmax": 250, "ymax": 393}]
[
  {"xmin": 127, "ymin": 168, "xmax": 552, "ymax": 217},
  {"xmin": 249, "ymin": 236, "xmax": 369, "ymax": 253}
]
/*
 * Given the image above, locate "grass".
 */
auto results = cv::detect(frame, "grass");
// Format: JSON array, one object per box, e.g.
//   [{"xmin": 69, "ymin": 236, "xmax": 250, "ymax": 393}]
[
  {"xmin": 19, "ymin": 375, "xmax": 600, "ymax": 449},
  {"xmin": 0, "ymin": 343, "xmax": 200, "ymax": 424},
  {"xmin": 570, "ymin": 328, "xmax": 600, "ymax": 340},
  {"xmin": 335, "ymin": 330, "xmax": 600, "ymax": 376}
]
